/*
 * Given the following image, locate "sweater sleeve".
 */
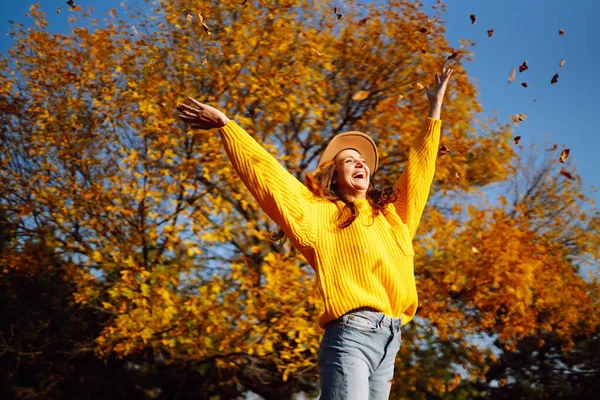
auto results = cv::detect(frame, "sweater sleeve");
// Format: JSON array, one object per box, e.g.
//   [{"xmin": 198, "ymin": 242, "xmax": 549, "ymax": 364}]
[
  {"xmin": 217, "ymin": 120, "xmax": 314, "ymax": 247},
  {"xmin": 392, "ymin": 118, "xmax": 441, "ymax": 238}
]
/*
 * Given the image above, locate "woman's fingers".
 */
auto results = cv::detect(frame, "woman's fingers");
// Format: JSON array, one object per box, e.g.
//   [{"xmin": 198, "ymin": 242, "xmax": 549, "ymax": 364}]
[{"xmin": 187, "ymin": 97, "xmax": 205, "ymax": 108}]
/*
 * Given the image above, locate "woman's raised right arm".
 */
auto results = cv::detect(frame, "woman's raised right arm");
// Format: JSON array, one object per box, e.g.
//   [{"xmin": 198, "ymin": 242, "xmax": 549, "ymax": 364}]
[{"xmin": 177, "ymin": 98, "xmax": 314, "ymax": 248}]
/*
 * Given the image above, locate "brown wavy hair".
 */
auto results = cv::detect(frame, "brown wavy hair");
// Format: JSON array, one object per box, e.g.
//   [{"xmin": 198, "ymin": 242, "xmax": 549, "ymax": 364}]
[{"xmin": 269, "ymin": 159, "xmax": 398, "ymax": 243}]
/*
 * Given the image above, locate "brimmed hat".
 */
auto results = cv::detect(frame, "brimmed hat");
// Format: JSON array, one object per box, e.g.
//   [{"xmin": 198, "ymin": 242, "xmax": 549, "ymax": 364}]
[{"xmin": 317, "ymin": 131, "xmax": 379, "ymax": 174}]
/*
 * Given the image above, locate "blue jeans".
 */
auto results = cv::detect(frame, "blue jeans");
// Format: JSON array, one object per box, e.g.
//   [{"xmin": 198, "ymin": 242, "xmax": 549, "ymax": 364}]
[{"xmin": 318, "ymin": 308, "xmax": 402, "ymax": 400}]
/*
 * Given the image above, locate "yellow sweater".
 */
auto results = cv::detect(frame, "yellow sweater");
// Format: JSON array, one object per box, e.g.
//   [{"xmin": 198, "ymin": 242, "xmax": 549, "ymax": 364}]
[{"xmin": 218, "ymin": 118, "xmax": 441, "ymax": 328}]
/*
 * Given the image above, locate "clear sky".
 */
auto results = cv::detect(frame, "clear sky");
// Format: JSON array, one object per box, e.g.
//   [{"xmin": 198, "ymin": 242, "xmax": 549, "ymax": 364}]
[{"xmin": 1, "ymin": 0, "xmax": 598, "ymax": 206}]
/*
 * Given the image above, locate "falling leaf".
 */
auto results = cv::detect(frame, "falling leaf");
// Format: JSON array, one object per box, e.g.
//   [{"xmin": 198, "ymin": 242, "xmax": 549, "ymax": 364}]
[
  {"xmin": 499, "ymin": 377, "xmax": 509, "ymax": 387},
  {"xmin": 548, "ymin": 144, "xmax": 558, "ymax": 151},
  {"xmin": 559, "ymin": 168, "xmax": 574, "ymax": 180},
  {"xmin": 519, "ymin": 60, "xmax": 528, "ymax": 73},
  {"xmin": 447, "ymin": 52, "xmax": 458, "ymax": 60},
  {"xmin": 513, "ymin": 136, "xmax": 521, "ymax": 145},
  {"xmin": 508, "ymin": 68, "xmax": 516, "ymax": 83},
  {"xmin": 471, "ymin": 246, "xmax": 479, "ymax": 254},
  {"xmin": 241, "ymin": 0, "xmax": 248, "ymax": 4},
  {"xmin": 418, "ymin": 27, "xmax": 430, "ymax": 34},
  {"xmin": 413, "ymin": 82, "xmax": 425, "ymax": 90},
  {"xmin": 455, "ymin": 172, "xmax": 461, "ymax": 180},
  {"xmin": 559, "ymin": 59, "xmax": 565, "ymax": 68},
  {"xmin": 57, "ymin": 6, "xmax": 63, "ymax": 14},
  {"xmin": 197, "ymin": 14, "xmax": 212, "ymax": 35},
  {"xmin": 470, "ymin": 14, "xmax": 476, "ymax": 24},
  {"xmin": 352, "ymin": 90, "xmax": 370, "ymax": 101},
  {"xmin": 551, "ymin": 73, "xmax": 559, "ymax": 84},
  {"xmin": 559, "ymin": 148, "xmax": 570, "ymax": 163},
  {"xmin": 67, "ymin": 0, "xmax": 76, "ymax": 9},
  {"xmin": 186, "ymin": 13, "xmax": 193, "ymax": 22},
  {"xmin": 511, "ymin": 113, "xmax": 527, "ymax": 123},
  {"xmin": 521, "ymin": 82, "xmax": 528, "ymax": 88},
  {"xmin": 448, "ymin": 373, "xmax": 462, "ymax": 392},
  {"xmin": 201, "ymin": 55, "xmax": 208, "ymax": 65},
  {"xmin": 437, "ymin": 145, "xmax": 449, "ymax": 157},
  {"xmin": 310, "ymin": 47, "xmax": 323, "ymax": 56},
  {"xmin": 558, "ymin": 29, "xmax": 565, "ymax": 35},
  {"xmin": 487, "ymin": 28, "xmax": 494, "ymax": 37},
  {"xmin": 333, "ymin": 7, "xmax": 343, "ymax": 20},
  {"xmin": 419, "ymin": 47, "xmax": 426, "ymax": 54},
  {"xmin": 357, "ymin": 17, "xmax": 368, "ymax": 26}
]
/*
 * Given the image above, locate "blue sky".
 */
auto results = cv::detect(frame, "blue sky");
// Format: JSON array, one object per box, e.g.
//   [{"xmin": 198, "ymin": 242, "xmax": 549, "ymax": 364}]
[{"xmin": 1, "ymin": 0, "xmax": 598, "ymax": 206}]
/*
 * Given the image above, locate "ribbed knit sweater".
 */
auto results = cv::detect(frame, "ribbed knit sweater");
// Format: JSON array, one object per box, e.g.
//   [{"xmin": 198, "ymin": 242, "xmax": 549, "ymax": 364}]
[{"xmin": 218, "ymin": 118, "xmax": 441, "ymax": 328}]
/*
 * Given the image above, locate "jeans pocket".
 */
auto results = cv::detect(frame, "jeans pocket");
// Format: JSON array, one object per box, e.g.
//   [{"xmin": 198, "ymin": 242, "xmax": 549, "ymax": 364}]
[{"xmin": 342, "ymin": 313, "xmax": 381, "ymax": 333}]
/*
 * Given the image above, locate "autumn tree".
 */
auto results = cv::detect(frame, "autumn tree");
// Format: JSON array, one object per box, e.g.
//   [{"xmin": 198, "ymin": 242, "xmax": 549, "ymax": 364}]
[{"xmin": 1, "ymin": 0, "xmax": 597, "ymax": 398}]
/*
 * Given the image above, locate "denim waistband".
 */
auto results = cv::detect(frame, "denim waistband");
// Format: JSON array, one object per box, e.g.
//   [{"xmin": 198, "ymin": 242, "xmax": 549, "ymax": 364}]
[{"xmin": 344, "ymin": 307, "xmax": 402, "ymax": 330}]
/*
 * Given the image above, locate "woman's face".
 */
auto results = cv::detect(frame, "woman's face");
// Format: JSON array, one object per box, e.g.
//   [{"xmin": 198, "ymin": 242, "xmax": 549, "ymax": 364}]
[{"xmin": 334, "ymin": 149, "xmax": 370, "ymax": 201}]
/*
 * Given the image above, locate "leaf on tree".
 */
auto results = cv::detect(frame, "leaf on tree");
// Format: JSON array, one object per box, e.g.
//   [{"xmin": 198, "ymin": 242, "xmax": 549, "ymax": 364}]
[
  {"xmin": 437, "ymin": 145, "xmax": 449, "ymax": 157},
  {"xmin": 418, "ymin": 27, "xmax": 430, "ymax": 34},
  {"xmin": 357, "ymin": 17, "xmax": 368, "ymax": 26},
  {"xmin": 558, "ymin": 28, "xmax": 565, "ymax": 35},
  {"xmin": 455, "ymin": 172, "xmax": 461, "ymax": 180},
  {"xmin": 508, "ymin": 68, "xmax": 516, "ymax": 83},
  {"xmin": 413, "ymin": 82, "xmax": 425, "ymax": 90},
  {"xmin": 447, "ymin": 373, "xmax": 461, "ymax": 392},
  {"xmin": 487, "ymin": 28, "xmax": 494, "ymax": 37},
  {"xmin": 559, "ymin": 148, "xmax": 570, "ymax": 163},
  {"xmin": 352, "ymin": 90, "xmax": 370, "ymax": 101},
  {"xmin": 470, "ymin": 14, "xmax": 476, "ymax": 24},
  {"xmin": 513, "ymin": 136, "xmax": 521, "ymax": 145},
  {"xmin": 559, "ymin": 59, "xmax": 565, "ymax": 68},
  {"xmin": 186, "ymin": 13, "xmax": 193, "ymax": 22},
  {"xmin": 241, "ymin": 0, "xmax": 248, "ymax": 5},
  {"xmin": 310, "ymin": 47, "xmax": 323, "ymax": 56},
  {"xmin": 419, "ymin": 47, "xmax": 426, "ymax": 54},
  {"xmin": 551, "ymin": 73, "xmax": 559, "ymax": 83},
  {"xmin": 559, "ymin": 168, "xmax": 574, "ymax": 180},
  {"xmin": 471, "ymin": 246, "xmax": 479, "ymax": 254},
  {"xmin": 521, "ymin": 82, "xmax": 528, "ymax": 88},
  {"xmin": 519, "ymin": 60, "xmax": 528, "ymax": 73}
]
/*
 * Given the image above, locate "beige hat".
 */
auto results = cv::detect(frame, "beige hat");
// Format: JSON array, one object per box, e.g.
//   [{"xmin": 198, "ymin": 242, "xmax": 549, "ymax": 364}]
[{"xmin": 317, "ymin": 131, "xmax": 379, "ymax": 174}]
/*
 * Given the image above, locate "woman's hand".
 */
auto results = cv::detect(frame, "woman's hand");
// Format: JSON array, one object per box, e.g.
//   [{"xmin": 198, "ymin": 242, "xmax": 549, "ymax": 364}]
[
  {"xmin": 177, "ymin": 97, "xmax": 231, "ymax": 130},
  {"xmin": 426, "ymin": 67, "xmax": 453, "ymax": 120}
]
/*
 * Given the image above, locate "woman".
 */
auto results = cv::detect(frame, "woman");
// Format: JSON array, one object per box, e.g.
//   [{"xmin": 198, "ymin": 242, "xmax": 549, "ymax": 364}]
[{"xmin": 177, "ymin": 67, "xmax": 453, "ymax": 399}]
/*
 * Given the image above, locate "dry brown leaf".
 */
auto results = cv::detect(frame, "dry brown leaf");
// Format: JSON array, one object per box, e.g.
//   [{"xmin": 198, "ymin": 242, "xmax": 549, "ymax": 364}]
[
  {"xmin": 413, "ymin": 82, "xmax": 425, "ymax": 90},
  {"xmin": 513, "ymin": 136, "xmax": 521, "ymax": 145},
  {"xmin": 418, "ymin": 27, "xmax": 430, "ymax": 34},
  {"xmin": 519, "ymin": 60, "xmax": 528, "ymax": 73},
  {"xmin": 487, "ymin": 28, "xmax": 494, "ymax": 37},
  {"xmin": 511, "ymin": 113, "xmax": 527, "ymax": 123},
  {"xmin": 521, "ymin": 82, "xmax": 528, "ymax": 88},
  {"xmin": 499, "ymin": 377, "xmax": 509, "ymax": 387},
  {"xmin": 560, "ymin": 168, "xmax": 574, "ymax": 180},
  {"xmin": 186, "ymin": 13, "xmax": 193, "ymax": 22},
  {"xmin": 57, "ymin": 6, "xmax": 63, "ymax": 14},
  {"xmin": 508, "ymin": 68, "xmax": 516, "ymax": 83},
  {"xmin": 470, "ymin": 14, "xmax": 476, "ymax": 24},
  {"xmin": 559, "ymin": 148, "xmax": 570, "ymax": 163},
  {"xmin": 352, "ymin": 90, "xmax": 370, "ymax": 101},
  {"xmin": 447, "ymin": 52, "xmax": 458, "ymax": 60},
  {"xmin": 358, "ymin": 17, "xmax": 368, "ymax": 26},
  {"xmin": 559, "ymin": 59, "xmax": 565, "ymax": 68},
  {"xmin": 558, "ymin": 29, "xmax": 565, "ymax": 35},
  {"xmin": 551, "ymin": 73, "xmax": 559, "ymax": 84},
  {"xmin": 471, "ymin": 246, "xmax": 479, "ymax": 254},
  {"xmin": 548, "ymin": 144, "xmax": 558, "ymax": 151},
  {"xmin": 419, "ymin": 47, "xmax": 427, "ymax": 54},
  {"xmin": 455, "ymin": 172, "xmax": 461, "ymax": 180},
  {"xmin": 437, "ymin": 145, "xmax": 449, "ymax": 157}
]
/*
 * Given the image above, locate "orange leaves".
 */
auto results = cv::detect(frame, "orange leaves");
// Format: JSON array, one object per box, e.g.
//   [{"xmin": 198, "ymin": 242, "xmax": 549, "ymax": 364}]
[
  {"xmin": 559, "ymin": 148, "xmax": 570, "ymax": 163},
  {"xmin": 352, "ymin": 90, "xmax": 370, "ymax": 101}
]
